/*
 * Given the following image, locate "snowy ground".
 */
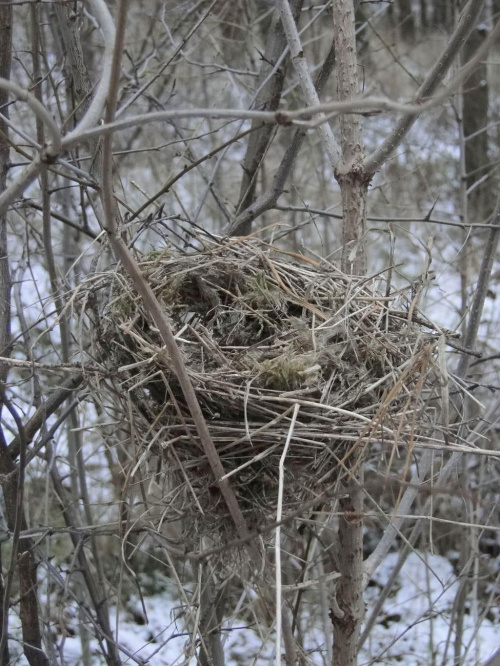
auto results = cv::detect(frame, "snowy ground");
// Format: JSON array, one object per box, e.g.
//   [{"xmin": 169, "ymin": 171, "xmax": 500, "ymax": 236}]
[{"xmin": 8, "ymin": 550, "xmax": 498, "ymax": 665}]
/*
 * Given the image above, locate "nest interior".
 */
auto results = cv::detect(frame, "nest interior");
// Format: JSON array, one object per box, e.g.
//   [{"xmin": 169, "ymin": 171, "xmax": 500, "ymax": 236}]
[{"xmin": 87, "ymin": 231, "xmax": 447, "ymax": 547}]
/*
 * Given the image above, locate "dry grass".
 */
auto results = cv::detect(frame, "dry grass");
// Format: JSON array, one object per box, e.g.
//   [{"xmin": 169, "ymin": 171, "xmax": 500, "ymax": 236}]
[{"xmin": 79, "ymin": 229, "xmax": 454, "ymax": 552}]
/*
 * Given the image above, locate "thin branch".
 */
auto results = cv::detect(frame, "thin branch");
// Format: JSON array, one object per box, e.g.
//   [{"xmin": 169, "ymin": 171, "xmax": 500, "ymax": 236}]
[
  {"xmin": 279, "ymin": 0, "xmax": 340, "ymax": 166},
  {"xmin": 226, "ymin": 39, "xmax": 336, "ymax": 235},
  {"xmin": 99, "ymin": 0, "xmax": 256, "ymax": 550},
  {"xmin": 456, "ymin": 191, "xmax": 500, "ymax": 379},
  {"xmin": 0, "ymin": 79, "xmax": 61, "ymax": 156},
  {"xmin": 234, "ymin": 0, "xmax": 304, "ymax": 234},
  {"xmin": 128, "ymin": 125, "xmax": 259, "ymax": 223},
  {"xmin": 3, "ymin": 40, "xmax": 500, "ymax": 219},
  {"xmin": 8, "ymin": 373, "xmax": 83, "ymax": 460},
  {"xmin": 364, "ymin": 0, "xmax": 487, "ymax": 173},
  {"xmin": 363, "ymin": 187, "xmax": 500, "ymax": 587}
]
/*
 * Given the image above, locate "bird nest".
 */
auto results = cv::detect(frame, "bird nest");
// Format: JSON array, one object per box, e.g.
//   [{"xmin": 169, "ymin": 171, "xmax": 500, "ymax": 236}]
[{"xmin": 83, "ymin": 231, "xmax": 452, "ymax": 551}]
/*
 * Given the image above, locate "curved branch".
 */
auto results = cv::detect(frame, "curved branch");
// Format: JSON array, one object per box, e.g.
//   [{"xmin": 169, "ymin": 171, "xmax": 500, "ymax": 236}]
[
  {"xmin": 63, "ymin": 0, "xmax": 116, "ymax": 142},
  {"xmin": 0, "ymin": 78, "xmax": 61, "ymax": 155}
]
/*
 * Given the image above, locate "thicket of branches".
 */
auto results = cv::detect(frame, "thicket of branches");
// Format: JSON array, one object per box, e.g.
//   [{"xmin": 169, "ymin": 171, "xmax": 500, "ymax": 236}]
[{"xmin": 0, "ymin": 1, "xmax": 499, "ymax": 665}]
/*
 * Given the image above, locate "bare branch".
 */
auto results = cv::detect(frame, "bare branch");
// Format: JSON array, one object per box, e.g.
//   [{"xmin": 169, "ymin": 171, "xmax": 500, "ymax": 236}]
[
  {"xmin": 226, "ymin": 40, "xmax": 336, "ymax": 235},
  {"xmin": 364, "ymin": 0, "xmax": 486, "ymax": 173},
  {"xmin": 279, "ymin": 0, "xmax": 340, "ymax": 167},
  {"xmin": 363, "ymin": 190, "xmax": 500, "ymax": 586},
  {"xmin": 235, "ymin": 0, "xmax": 304, "ymax": 235},
  {"xmin": 331, "ymin": 0, "xmax": 366, "ymax": 660},
  {"xmin": 8, "ymin": 374, "xmax": 84, "ymax": 460},
  {"xmin": 0, "ymin": 80, "xmax": 61, "ymax": 156},
  {"xmin": 99, "ymin": 0, "xmax": 256, "ymax": 550},
  {"xmin": 62, "ymin": 0, "xmax": 115, "ymax": 142},
  {"xmin": 456, "ymin": 192, "xmax": 500, "ymax": 379}
]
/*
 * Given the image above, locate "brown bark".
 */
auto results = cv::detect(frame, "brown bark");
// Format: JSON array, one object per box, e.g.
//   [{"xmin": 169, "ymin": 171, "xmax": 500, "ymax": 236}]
[
  {"xmin": 330, "ymin": 2, "xmax": 368, "ymax": 665},
  {"xmin": 333, "ymin": 484, "xmax": 365, "ymax": 666},
  {"xmin": 332, "ymin": 1, "xmax": 369, "ymax": 274},
  {"xmin": 0, "ymin": 3, "xmax": 49, "ymax": 664},
  {"xmin": 0, "ymin": 435, "xmax": 49, "ymax": 666}
]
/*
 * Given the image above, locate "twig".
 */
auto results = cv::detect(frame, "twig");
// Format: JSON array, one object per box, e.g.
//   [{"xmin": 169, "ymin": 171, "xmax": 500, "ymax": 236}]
[{"xmin": 275, "ymin": 403, "xmax": 300, "ymax": 666}]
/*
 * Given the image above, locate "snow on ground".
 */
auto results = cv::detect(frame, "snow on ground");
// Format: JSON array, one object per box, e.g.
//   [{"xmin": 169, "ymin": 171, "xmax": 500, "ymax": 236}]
[
  {"xmin": 361, "ymin": 552, "xmax": 499, "ymax": 665},
  {"xmin": 7, "ymin": 550, "xmax": 497, "ymax": 665}
]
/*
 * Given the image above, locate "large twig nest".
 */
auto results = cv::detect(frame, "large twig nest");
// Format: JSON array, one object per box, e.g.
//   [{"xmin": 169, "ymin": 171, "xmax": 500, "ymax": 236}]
[{"xmin": 82, "ymin": 230, "xmax": 451, "ymax": 549}]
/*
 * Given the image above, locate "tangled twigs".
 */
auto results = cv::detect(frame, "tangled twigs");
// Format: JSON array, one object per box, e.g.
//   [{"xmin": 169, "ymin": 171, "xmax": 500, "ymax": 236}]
[{"xmin": 76, "ymin": 228, "xmax": 463, "ymax": 560}]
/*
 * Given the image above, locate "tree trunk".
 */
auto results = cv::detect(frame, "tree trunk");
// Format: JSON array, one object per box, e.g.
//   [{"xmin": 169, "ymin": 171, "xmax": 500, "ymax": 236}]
[
  {"xmin": 331, "ymin": 1, "xmax": 369, "ymax": 664},
  {"xmin": 333, "ymin": 482, "xmax": 365, "ymax": 666},
  {"xmin": 332, "ymin": 0, "xmax": 369, "ymax": 275},
  {"xmin": 399, "ymin": 0, "xmax": 416, "ymax": 42},
  {"xmin": 463, "ymin": 27, "xmax": 490, "ymax": 219}
]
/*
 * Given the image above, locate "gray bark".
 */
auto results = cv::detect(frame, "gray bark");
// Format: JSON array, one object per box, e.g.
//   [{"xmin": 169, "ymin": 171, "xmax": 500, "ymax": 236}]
[{"xmin": 235, "ymin": 0, "xmax": 304, "ymax": 235}]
